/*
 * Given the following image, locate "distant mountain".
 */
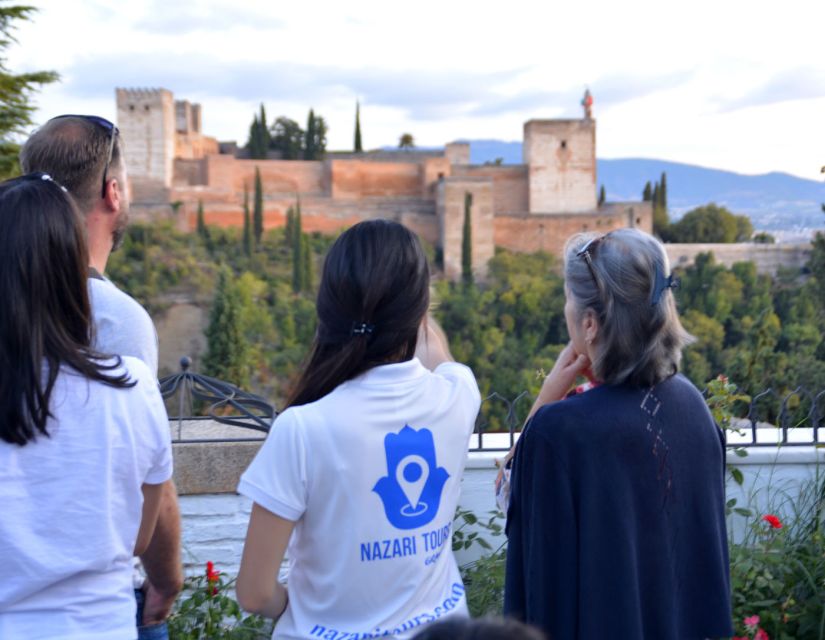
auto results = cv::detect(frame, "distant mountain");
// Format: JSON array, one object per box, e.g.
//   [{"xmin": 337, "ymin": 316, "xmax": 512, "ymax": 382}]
[{"xmin": 464, "ymin": 140, "xmax": 825, "ymax": 235}]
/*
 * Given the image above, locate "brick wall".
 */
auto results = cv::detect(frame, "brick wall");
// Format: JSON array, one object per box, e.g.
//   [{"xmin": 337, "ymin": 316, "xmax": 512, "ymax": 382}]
[
  {"xmin": 330, "ymin": 160, "xmax": 422, "ymax": 199},
  {"xmin": 453, "ymin": 165, "xmax": 528, "ymax": 214},
  {"xmin": 494, "ymin": 202, "xmax": 653, "ymax": 256},
  {"xmin": 437, "ymin": 177, "xmax": 495, "ymax": 281}
]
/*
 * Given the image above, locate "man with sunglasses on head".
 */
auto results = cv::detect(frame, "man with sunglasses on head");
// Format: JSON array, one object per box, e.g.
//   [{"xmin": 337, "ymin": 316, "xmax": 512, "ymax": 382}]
[{"xmin": 20, "ymin": 115, "xmax": 183, "ymax": 640}]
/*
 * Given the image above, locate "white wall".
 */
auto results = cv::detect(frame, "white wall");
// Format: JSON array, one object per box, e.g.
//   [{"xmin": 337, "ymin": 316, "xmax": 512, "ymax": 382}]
[{"xmin": 179, "ymin": 447, "xmax": 824, "ymax": 578}]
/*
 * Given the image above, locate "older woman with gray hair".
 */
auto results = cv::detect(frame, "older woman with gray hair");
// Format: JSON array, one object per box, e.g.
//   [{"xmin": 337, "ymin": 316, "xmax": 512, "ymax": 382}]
[{"xmin": 503, "ymin": 228, "xmax": 733, "ymax": 640}]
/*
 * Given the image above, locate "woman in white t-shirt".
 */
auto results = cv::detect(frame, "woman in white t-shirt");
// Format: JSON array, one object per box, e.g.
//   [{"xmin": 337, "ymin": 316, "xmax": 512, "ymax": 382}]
[
  {"xmin": 237, "ymin": 219, "xmax": 481, "ymax": 639},
  {"xmin": 0, "ymin": 173, "xmax": 173, "ymax": 640}
]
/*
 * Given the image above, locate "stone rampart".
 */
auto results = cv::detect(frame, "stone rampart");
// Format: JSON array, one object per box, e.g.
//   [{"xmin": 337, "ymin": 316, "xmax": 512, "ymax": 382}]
[
  {"xmin": 453, "ymin": 165, "xmax": 528, "ymax": 214},
  {"xmin": 494, "ymin": 201, "xmax": 653, "ymax": 256},
  {"xmin": 666, "ymin": 243, "xmax": 812, "ymax": 275}
]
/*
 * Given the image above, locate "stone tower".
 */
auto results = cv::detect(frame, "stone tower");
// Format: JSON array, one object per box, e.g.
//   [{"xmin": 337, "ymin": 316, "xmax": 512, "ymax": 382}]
[
  {"xmin": 523, "ymin": 118, "xmax": 597, "ymax": 214},
  {"xmin": 116, "ymin": 88, "xmax": 176, "ymax": 203}
]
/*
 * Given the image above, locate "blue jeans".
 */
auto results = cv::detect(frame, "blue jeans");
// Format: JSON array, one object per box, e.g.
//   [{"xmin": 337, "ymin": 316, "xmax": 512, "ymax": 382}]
[{"xmin": 135, "ymin": 588, "xmax": 169, "ymax": 640}]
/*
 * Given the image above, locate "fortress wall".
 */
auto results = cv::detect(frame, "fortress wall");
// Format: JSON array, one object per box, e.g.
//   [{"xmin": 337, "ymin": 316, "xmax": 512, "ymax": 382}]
[
  {"xmin": 452, "ymin": 165, "xmax": 528, "ymax": 214},
  {"xmin": 437, "ymin": 178, "xmax": 495, "ymax": 281},
  {"xmin": 330, "ymin": 160, "xmax": 422, "ymax": 199},
  {"xmin": 175, "ymin": 133, "xmax": 219, "ymax": 160},
  {"xmin": 493, "ymin": 202, "xmax": 653, "ymax": 256},
  {"xmin": 666, "ymin": 243, "xmax": 812, "ymax": 275},
  {"xmin": 202, "ymin": 156, "xmax": 327, "ymax": 198},
  {"xmin": 179, "ymin": 196, "xmax": 439, "ymax": 244},
  {"xmin": 421, "ymin": 157, "xmax": 452, "ymax": 198},
  {"xmin": 173, "ymin": 159, "xmax": 207, "ymax": 187}
]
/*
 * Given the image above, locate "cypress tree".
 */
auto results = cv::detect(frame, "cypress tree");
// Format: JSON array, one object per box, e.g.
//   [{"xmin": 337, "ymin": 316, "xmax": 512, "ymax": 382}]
[
  {"xmin": 652, "ymin": 182, "xmax": 660, "ymax": 209},
  {"xmin": 305, "ymin": 109, "xmax": 316, "ymax": 160},
  {"xmin": 259, "ymin": 103, "xmax": 270, "ymax": 151},
  {"xmin": 203, "ymin": 268, "xmax": 249, "ymax": 388},
  {"xmin": 462, "ymin": 192, "xmax": 473, "ymax": 285},
  {"xmin": 659, "ymin": 172, "xmax": 668, "ymax": 210},
  {"xmin": 253, "ymin": 167, "xmax": 263, "ymax": 248},
  {"xmin": 354, "ymin": 100, "xmax": 363, "ymax": 153},
  {"xmin": 242, "ymin": 183, "xmax": 251, "ymax": 256},
  {"xmin": 598, "ymin": 185, "xmax": 606, "ymax": 206},
  {"xmin": 301, "ymin": 233, "xmax": 312, "ymax": 291},
  {"xmin": 643, "ymin": 181, "xmax": 652, "ymax": 201},
  {"xmin": 196, "ymin": 199, "xmax": 206, "ymax": 237},
  {"xmin": 284, "ymin": 206, "xmax": 295, "ymax": 247},
  {"xmin": 292, "ymin": 198, "xmax": 303, "ymax": 293}
]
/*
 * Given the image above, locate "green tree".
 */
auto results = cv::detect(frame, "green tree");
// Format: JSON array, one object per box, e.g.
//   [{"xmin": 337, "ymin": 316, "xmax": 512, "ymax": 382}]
[
  {"xmin": 304, "ymin": 109, "xmax": 316, "ymax": 160},
  {"xmin": 462, "ymin": 192, "xmax": 473, "ymax": 285},
  {"xmin": 642, "ymin": 181, "xmax": 652, "ymax": 201},
  {"xmin": 598, "ymin": 185, "xmax": 606, "ymax": 206},
  {"xmin": 203, "ymin": 268, "xmax": 249, "ymax": 388},
  {"xmin": 253, "ymin": 167, "xmax": 263, "ymax": 248},
  {"xmin": 242, "ymin": 183, "xmax": 251, "ymax": 256},
  {"xmin": 398, "ymin": 133, "xmax": 415, "ymax": 150},
  {"xmin": 292, "ymin": 198, "xmax": 303, "ymax": 293},
  {"xmin": 245, "ymin": 106, "xmax": 270, "ymax": 160},
  {"xmin": 0, "ymin": 5, "xmax": 58, "ymax": 178},
  {"xmin": 270, "ymin": 117, "xmax": 304, "ymax": 160},
  {"xmin": 284, "ymin": 206, "xmax": 295, "ymax": 247},
  {"xmin": 258, "ymin": 104, "xmax": 270, "ymax": 151},
  {"xmin": 354, "ymin": 100, "xmax": 363, "ymax": 153},
  {"xmin": 667, "ymin": 203, "xmax": 752, "ymax": 243},
  {"xmin": 301, "ymin": 233, "xmax": 312, "ymax": 291},
  {"xmin": 658, "ymin": 172, "xmax": 668, "ymax": 210},
  {"xmin": 195, "ymin": 200, "xmax": 205, "ymax": 234}
]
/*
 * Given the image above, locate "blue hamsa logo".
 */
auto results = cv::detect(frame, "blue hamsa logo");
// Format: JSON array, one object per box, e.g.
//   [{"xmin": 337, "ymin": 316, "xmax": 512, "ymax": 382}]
[{"xmin": 372, "ymin": 425, "xmax": 449, "ymax": 530}]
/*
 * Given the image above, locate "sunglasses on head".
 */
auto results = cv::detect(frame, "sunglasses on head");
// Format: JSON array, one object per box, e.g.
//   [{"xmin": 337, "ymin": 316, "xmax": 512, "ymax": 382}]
[
  {"xmin": 576, "ymin": 235, "xmax": 605, "ymax": 291},
  {"xmin": 50, "ymin": 115, "xmax": 119, "ymax": 199}
]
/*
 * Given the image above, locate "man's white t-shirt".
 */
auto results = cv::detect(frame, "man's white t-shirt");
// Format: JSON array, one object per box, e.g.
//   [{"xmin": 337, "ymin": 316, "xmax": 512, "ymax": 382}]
[
  {"xmin": 238, "ymin": 358, "xmax": 481, "ymax": 640},
  {"xmin": 89, "ymin": 276, "xmax": 159, "ymax": 377},
  {"xmin": 0, "ymin": 357, "xmax": 173, "ymax": 640}
]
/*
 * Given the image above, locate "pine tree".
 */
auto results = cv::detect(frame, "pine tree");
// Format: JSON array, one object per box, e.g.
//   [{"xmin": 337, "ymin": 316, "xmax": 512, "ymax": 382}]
[
  {"xmin": 305, "ymin": 109, "xmax": 316, "ymax": 160},
  {"xmin": 253, "ymin": 167, "xmax": 263, "ymax": 248},
  {"xmin": 643, "ymin": 181, "xmax": 652, "ymax": 201},
  {"xmin": 203, "ymin": 268, "xmax": 249, "ymax": 388},
  {"xmin": 0, "ymin": 5, "xmax": 58, "ymax": 178},
  {"xmin": 354, "ymin": 100, "xmax": 363, "ymax": 153},
  {"xmin": 242, "ymin": 183, "xmax": 251, "ymax": 256},
  {"xmin": 292, "ymin": 198, "xmax": 303, "ymax": 293},
  {"xmin": 598, "ymin": 185, "xmax": 606, "ymax": 206},
  {"xmin": 462, "ymin": 192, "xmax": 473, "ymax": 285},
  {"xmin": 284, "ymin": 206, "xmax": 295, "ymax": 247}
]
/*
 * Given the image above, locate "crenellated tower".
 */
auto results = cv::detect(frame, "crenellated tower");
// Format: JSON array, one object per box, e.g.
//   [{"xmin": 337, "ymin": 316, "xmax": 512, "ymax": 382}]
[{"xmin": 116, "ymin": 88, "xmax": 176, "ymax": 203}]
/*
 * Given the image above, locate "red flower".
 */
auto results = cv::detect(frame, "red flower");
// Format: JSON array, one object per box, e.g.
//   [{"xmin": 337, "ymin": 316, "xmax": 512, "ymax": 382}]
[
  {"xmin": 754, "ymin": 629, "xmax": 770, "ymax": 640},
  {"xmin": 762, "ymin": 514, "xmax": 783, "ymax": 529},
  {"xmin": 744, "ymin": 615, "xmax": 760, "ymax": 629},
  {"xmin": 205, "ymin": 561, "xmax": 220, "ymax": 584}
]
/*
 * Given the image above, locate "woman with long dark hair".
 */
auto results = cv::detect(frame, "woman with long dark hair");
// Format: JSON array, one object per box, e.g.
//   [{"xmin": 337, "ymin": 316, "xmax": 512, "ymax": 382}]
[
  {"xmin": 503, "ymin": 229, "xmax": 733, "ymax": 639},
  {"xmin": 0, "ymin": 173, "xmax": 173, "ymax": 639},
  {"xmin": 237, "ymin": 219, "xmax": 481, "ymax": 639}
]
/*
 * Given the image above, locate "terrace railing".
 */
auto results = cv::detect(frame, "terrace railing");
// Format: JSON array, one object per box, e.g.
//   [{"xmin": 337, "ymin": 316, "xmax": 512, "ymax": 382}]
[{"xmin": 159, "ymin": 359, "xmax": 824, "ymax": 452}]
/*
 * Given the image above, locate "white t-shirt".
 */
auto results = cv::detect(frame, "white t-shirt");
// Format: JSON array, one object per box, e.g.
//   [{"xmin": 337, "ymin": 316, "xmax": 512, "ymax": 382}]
[
  {"xmin": 238, "ymin": 358, "xmax": 481, "ymax": 640},
  {"xmin": 89, "ymin": 276, "xmax": 159, "ymax": 377},
  {"xmin": 0, "ymin": 357, "xmax": 173, "ymax": 640}
]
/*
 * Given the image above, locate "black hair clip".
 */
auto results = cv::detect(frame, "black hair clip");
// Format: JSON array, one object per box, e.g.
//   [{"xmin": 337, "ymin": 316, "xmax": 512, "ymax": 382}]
[
  {"xmin": 351, "ymin": 322, "xmax": 375, "ymax": 337},
  {"xmin": 651, "ymin": 267, "xmax": 680, "ymax": 306}
]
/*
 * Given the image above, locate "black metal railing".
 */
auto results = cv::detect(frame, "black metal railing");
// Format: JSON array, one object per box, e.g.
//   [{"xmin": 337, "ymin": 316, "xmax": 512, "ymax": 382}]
[
  {"xmin": 158, "ymin": 360, "xmax": 824, "ymax": 452},
  {"xmin": 159, "ymin": 357, "xmax": 275, "ymax": 443},
  {"xmin": 468, "ymin": 385, "xmax": 825, "ymax": 453}
]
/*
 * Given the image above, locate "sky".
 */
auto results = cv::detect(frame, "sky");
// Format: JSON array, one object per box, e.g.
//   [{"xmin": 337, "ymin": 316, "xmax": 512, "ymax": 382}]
[{"xmin": 9, "ymin": 0, "xmax": 825, "ymax": 180}]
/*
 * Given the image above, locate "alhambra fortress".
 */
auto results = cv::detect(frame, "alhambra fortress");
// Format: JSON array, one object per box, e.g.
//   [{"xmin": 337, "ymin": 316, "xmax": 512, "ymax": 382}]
[{"xmin": 117, "ymin": 88, "xmax": 653, "ymax": 279}]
